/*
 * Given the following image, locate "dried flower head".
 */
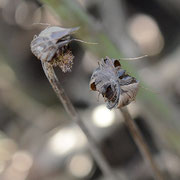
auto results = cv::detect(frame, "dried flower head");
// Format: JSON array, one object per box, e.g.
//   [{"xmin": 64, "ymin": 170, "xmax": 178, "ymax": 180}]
[
  {"xmin": 30, "ymin": 26, "xmax": 79, "ymax": 72},
  {"xmin": 90, "ymin": 57, "xmax": 139, "ymax": 109}
]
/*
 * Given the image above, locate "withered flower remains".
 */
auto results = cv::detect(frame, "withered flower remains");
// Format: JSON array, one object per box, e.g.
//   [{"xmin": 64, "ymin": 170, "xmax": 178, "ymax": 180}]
[
  {"xmin": 90, "ymin": 57, "xmax": 139, "ymax": 109},
  {"xmin": 30, "ymin": 26, "xmax": 79, "ymax": 72}
]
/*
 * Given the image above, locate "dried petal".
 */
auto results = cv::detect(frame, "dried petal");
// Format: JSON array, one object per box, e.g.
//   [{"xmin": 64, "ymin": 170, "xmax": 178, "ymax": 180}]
[
  {"xmin": 90, "ymin": 57, "xmax": 139, "ymax": 109},
  {"xmin": 30, "ymin": 26, "xmax": 79, "ymax": 72}
]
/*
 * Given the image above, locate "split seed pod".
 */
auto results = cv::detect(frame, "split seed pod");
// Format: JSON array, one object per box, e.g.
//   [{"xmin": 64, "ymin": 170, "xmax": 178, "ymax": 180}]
[
  {"xmin": 30, "ymin": 26, "xmax": 79, "ymax": 72},
  {"xmin": 90, "ymin": 57, "xmax": 139, "ymax": 109}
]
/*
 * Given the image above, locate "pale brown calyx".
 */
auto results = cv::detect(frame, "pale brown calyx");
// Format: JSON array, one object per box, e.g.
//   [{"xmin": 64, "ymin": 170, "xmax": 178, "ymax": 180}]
[{"xmin": 51, "ymin": 48, "xmax": 74, "ymax": 73}]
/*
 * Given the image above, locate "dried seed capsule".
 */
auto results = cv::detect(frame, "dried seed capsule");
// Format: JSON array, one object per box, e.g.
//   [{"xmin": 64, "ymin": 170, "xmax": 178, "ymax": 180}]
[
  {"xmin": 30, "ymin": 26, "xmax": 79, "ymax": 72},
  {"xmin": 90, "ymin": 57, "xmax": 139, "ymax": 109}
]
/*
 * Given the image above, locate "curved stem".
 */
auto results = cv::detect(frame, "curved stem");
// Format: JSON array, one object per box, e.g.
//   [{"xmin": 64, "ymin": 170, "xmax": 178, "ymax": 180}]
[
  {"xmin": 42, "ymin": 61, "xmax": 118, "ymax": 180},
  {"xmin": 120, "ymin": 107, "xmax": 164, "ymax": 180}
]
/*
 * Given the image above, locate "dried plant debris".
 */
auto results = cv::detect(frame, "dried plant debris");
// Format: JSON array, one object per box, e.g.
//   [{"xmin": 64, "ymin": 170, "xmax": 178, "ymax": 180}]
[
  {"xmin": 90, "ymin": 57, "xmax": 139, "ymax": 109},
  {"xmin": 30, "ymin": 26, "xmax": 79, "ymax": 72}
]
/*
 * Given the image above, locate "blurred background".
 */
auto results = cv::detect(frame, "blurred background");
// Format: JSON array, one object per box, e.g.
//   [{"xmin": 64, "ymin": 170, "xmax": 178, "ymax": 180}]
[{"xmin": 1, "ymin": 0, "xmax": 180, "ymax": 179}]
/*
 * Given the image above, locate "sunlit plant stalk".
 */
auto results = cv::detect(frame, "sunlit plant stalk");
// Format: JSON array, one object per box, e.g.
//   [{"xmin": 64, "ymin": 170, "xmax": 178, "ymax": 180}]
[
  {"xmin": 30, "ymin": 25, "xmax": 118, "ymax": 180},
  {"xmin": 120, "ymin": 107, "xmax": 164, "ymax": 180}
]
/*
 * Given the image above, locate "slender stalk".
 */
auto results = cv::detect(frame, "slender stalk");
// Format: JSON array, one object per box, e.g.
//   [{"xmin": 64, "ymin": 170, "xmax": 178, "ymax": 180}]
[
  {"xmin": 41, "ymin": 61, "xmax": 118, "ymax": 180},
  {"xmin": 120, "ymin": 107, "xmax": 164, "ymax": 180}
]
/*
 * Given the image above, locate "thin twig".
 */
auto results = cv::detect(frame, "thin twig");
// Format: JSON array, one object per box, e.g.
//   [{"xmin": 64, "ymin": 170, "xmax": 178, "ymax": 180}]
[
  {"xmin": 119, "ymin": 107, "xmax": 164, "ymax": 180},
  {"xmin": 41, "ymin": 61, "xmax": 118, "ymax": 180}
]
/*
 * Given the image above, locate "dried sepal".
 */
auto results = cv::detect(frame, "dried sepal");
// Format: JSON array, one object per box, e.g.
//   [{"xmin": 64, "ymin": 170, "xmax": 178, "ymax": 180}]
[
  {"xmin": 30, "ymin": 26, "xmax": 79, "ymax": 72},
  {"xmin": 90, "ymin": 56, "xmax": 139, "ymax": 109}
]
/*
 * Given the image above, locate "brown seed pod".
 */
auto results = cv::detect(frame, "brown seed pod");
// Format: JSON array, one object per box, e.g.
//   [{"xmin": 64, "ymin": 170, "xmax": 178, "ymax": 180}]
[
  {"xmin": 30, "ymin": 26, "xmax": 79, "ymax": 72},
  {"xmin": 90, "ymin": 56, "xmax": 139, "ymax": 109}
]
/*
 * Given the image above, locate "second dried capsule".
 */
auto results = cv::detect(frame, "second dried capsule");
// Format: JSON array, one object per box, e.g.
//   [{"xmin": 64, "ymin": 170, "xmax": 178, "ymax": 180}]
[{"xmin": 90, "ymin": 57, "xmax": 139, "ymax": 109}]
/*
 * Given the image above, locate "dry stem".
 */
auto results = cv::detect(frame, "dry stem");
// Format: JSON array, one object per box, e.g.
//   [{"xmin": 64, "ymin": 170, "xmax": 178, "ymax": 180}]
[
  {"xmin": 41, "ymin": 61, "xmax": 118, "ymax": 180},
  {"xmin": 120, "ymin": 107, "xmax": 164, "ymax": 180}
]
